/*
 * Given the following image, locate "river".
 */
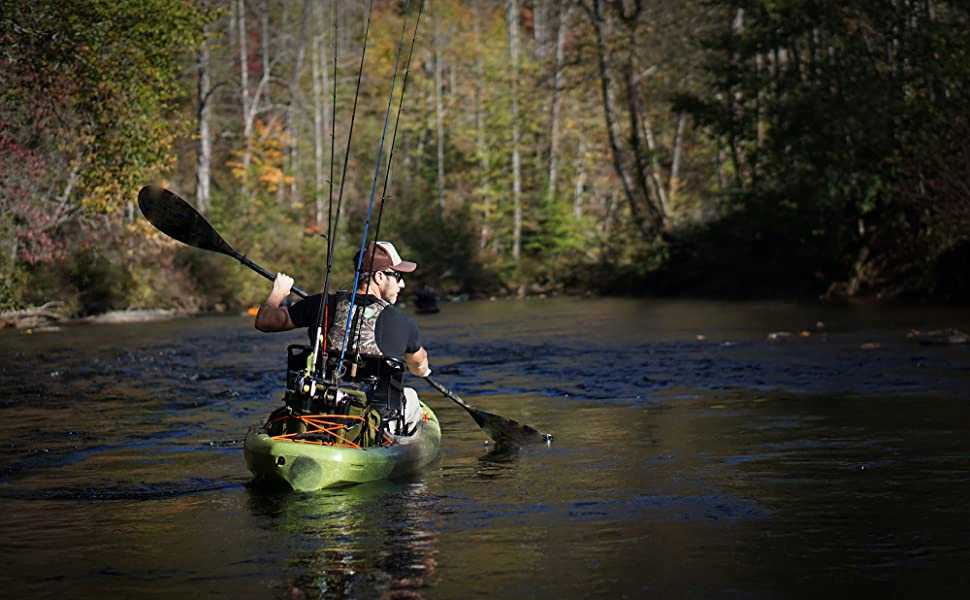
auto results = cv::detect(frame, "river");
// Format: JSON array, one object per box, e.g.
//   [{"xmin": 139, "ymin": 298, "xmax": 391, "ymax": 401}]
[{"xmin": 1, "ymin": 297, "xmax": 969, "ymax": 598}]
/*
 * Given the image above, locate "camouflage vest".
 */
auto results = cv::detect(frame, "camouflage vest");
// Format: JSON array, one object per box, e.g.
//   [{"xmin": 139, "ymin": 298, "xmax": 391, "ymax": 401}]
[{"xmin": 326, "ymin": 291, "xmax": 390, "ymax": 356}]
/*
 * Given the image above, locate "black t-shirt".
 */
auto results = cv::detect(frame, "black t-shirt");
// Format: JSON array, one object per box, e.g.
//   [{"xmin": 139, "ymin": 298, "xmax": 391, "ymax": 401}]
[{"xmin": 287, "ymin": 293, "xmax": 423, "ymax": 358}]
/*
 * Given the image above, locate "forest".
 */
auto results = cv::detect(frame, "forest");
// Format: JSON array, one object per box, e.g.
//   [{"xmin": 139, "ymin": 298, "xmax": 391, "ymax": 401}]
[{"xmin": 2, "ymin": 0, "xmax": 969, "ymax": 318}]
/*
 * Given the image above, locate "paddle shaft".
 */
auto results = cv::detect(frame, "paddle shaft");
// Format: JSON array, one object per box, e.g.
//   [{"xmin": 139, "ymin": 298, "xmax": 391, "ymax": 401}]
[
  {"xmin": 425, "ymin": 376, "xmax": 474, "ymax": 412},
  {"xmin": 229, "ymin": 249, "xmax": 309, "ymax": 299}
]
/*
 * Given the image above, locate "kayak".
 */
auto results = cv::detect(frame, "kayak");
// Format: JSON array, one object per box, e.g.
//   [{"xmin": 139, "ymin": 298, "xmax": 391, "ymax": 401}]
[{"xmin": 244, "ymin": 400, "xmax": 441, "ymax": 491}]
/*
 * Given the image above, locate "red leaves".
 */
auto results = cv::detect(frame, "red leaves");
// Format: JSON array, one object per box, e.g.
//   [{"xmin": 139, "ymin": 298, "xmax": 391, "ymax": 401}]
[{"xmin": 0, "ymin": 134, "xmax": 69, "ymax": 264}]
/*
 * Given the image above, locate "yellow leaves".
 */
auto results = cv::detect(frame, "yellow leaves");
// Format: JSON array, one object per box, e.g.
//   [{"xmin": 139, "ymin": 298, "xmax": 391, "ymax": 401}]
[
  {"xmin": 124, "ymin": 217, "xmax": 180, "ymax": 251},
  {"xmin": 84, "ymin": 180, "xmax": 124, "ymax": 213},
  {"xmin": 227, "ymin": 118, "xmax": 295, "ymax": 194},
  {"xmin": 668, "ymin": 176, "xmax": 684, "ymax": 198}
]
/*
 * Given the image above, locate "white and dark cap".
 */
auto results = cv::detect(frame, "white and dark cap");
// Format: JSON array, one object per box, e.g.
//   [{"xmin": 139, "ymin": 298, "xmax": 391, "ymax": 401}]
[{"xmin": 355, "ymin": 241, "xmax": 417, "ymax": 273}]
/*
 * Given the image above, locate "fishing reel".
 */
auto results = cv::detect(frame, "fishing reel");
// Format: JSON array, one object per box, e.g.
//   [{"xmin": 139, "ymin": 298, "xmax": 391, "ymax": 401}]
[
  {"xmin": 284, "ymin": 345, "xmax": 360, "ymax": 415},
  {"xmin": 284, "ymin": 345, "xmax": 327, "ymax": 414}
]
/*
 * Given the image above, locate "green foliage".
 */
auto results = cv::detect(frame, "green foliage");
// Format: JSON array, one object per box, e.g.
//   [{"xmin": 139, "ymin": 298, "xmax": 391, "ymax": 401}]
[
  {"xmin": 0, "ymin": 219, "xmax": 27, "ymax": 310},
  {"xmin": 20, "ymin": 247, "xmax": 131, "ymax": 316},
  {"xmin": 2, "ymin": 0, "xmax": 208, "ymax": 212},
  {"xmin": 1, "ymin": 0, "xmax": 210, "ymax": 309},
  {"xmin": 578, "ymin": 219, "xmax": 671, "ymax": 296},
  {"xmin": 7, "ymin": 0, "xmax": 968, "ymax": 310},
  {"xmin": 70, "ymin": 249, "xmax": 135, "ymax": 315},
  {"xmin": 673, "ymin": 0, "xmax": 970, "ymax": 299},
  {"xmin": 388, "ymin": 192, "xmax": 495, "ymax": 295}
]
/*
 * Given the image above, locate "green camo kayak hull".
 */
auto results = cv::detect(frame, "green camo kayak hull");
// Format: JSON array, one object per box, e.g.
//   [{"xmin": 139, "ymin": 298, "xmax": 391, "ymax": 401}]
[{"xmin": 244, "ymin": 401, "xmax": 441, "ymax": 491}]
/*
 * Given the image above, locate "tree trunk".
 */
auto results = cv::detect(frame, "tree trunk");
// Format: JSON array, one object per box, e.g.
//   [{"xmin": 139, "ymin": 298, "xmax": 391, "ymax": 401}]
[
  {"xmin": 260, "ymin": 4, "xmax": 271, "ymax": 106},
  {"xmin": 754, "ymin": 51, "xmax": 764, "ymax": 184},
  {"xmin": 546, "ymin": 4, "xmax": 573, "ymax": 203},
  {"xmin": 433, "ymin": 1, "xmax": 447, "ymax": 215},
  {"xmin": 716, "ymin": 136, "xmax": 726, "ymax": 192},
  {"xmin": 728, "ymin": 7, "xmax": 744, "ymax": 188},
  {"xmin": 238, "ymin": 0, "xmax": 252, "ymax": 195},
  {"xmin": 286, "ymin": 0, "xmax": 310, "ymax": 209},
  {"xmin": 586, "ymin": 0, "xmax": 665, "ymax": 237},
  {"xmin": 321, "ymin": 1, "xmax": 336, "ymax": 230},
  {"xmin": 312, "ymin": 30, "xmax": 325, "ymax": 227},
  {"xmin": 508, "ymin": 0, "xmax": 522, "ymax": 261},
  {"xmin": 237, "ymin": 0, "xmax": 271, "ymax": 197},
  {"xmin": 573, "ymin": 134, "xmax": 587, "ymax": 219},
  {"xmin": 533, "ymin": 0, "xmax": 545, "ymax": 50},
  {"xmin": 473, "ymin": 0, "xmax": 491, "ymax": 252},
  {"xmin": 638, "ymin": 105, "xmax": 670, "ymax": 218},
  {"xmin": 668, "ymin": 111, "xmax": 686, "ymax": 204},
  {"xmin": 195, "ymin": 26, "xmax": 212, "ymax": 214}
]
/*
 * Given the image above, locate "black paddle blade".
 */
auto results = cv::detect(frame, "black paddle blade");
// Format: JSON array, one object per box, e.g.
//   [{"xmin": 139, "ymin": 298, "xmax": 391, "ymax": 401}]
[
  {"xmin": 425, "ymin": 376, "xmax": 552, "ymax": 447},
  {"xmin": 466, "ymin": 406, "xmax": 554, "ymax": 447},
  {"xmin": 137, "ymin": 185, "xmax": 236, "ymax": 257}
]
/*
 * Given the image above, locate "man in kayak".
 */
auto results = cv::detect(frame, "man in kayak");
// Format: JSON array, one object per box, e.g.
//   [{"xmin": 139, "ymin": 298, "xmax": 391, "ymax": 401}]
[{"xmin": 255, "ymin": 241, "xmax": 431, "ymax": 431}]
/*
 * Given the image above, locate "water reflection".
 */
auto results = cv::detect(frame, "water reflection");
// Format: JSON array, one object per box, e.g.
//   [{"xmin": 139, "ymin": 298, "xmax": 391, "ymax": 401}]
[
  {"xmin": 473, "ymin": 444, "xmax": 522, "ymax": 480},
  {"xmin": 247, "ymin": 481, "xmax": 439, "ymax": 599}
]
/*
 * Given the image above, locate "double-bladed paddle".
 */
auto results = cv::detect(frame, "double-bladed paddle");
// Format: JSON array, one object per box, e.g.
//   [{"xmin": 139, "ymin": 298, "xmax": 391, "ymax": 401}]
[{"xmin": 136, "ymin": 184, "xmax": 553, "ymax": 447}]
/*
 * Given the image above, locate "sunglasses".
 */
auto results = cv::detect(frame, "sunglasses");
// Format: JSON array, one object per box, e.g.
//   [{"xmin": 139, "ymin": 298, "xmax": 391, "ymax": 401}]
[{"xmin": 381, "ymin": 270, "xmax": 405, "ymax": 282}]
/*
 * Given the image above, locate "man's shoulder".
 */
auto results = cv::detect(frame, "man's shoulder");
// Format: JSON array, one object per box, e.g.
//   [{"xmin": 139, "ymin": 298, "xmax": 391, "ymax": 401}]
[
  {"xmin": 287, "ymin": 294, "xmax": 321, "ymax": 328},
  {"xmin": 290, "ymin": 293, "xmax": 324, "ymax": 310},
  {"xmin": 377, "ymin": 303, "xmax": 415, "ymax": 326}
]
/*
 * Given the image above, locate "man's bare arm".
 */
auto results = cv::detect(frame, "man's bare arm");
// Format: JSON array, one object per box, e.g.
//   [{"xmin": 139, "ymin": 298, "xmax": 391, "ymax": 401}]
[
  {"xmin": 404, "ymin": 347, "xmax": 430, "ymax": 377},
  {"xmin": 255, "ymin": 273, "xmax": 296, "ymax": 332}
]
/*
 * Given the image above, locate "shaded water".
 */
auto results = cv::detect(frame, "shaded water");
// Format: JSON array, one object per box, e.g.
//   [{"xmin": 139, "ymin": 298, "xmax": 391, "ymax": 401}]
[{"xmin": 1, "ymin": 298, "xmax": 969, "ymax": 598}]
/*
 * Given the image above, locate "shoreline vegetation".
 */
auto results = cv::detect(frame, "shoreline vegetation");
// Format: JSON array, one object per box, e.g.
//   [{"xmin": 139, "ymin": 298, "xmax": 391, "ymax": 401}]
[{"xmin": 4, "ymin": 2, "xmax": 969, "ymax": 318}]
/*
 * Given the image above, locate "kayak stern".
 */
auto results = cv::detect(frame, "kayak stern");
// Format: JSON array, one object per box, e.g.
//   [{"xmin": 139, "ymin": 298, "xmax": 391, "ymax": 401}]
[{"xmin": 244, "ymin": 401, "xmax": 440, "ymax": 491}]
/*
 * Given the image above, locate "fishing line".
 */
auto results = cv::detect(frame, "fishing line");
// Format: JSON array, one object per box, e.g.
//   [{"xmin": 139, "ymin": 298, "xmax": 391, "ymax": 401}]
[
  {"xmin": 369, "ymin": 1, "xmax": 424, "ymax": 254},
  {"xmin": 339, "ymin": 0, "xmax": 417, "ymax": 370},
  {"xmin": 307, "ymin": 0, "xmax": 375, "ymax": 383},
  {"xmin": 317, "ymin": 0, "xmax": 339, "ymax": 371},
  {"xmin": 349, "ymin": 1, "xmax": 424, "ymax": 351},
  {"xmin": 328, "ymin": 0, "xmax": 337, "ymax": 266}
]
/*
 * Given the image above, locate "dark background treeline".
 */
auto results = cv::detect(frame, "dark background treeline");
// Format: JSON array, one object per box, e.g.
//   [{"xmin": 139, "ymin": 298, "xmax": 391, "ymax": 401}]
[{"xmin": 2, "ymin": 0, "xmax": 968, "ymax": 316}]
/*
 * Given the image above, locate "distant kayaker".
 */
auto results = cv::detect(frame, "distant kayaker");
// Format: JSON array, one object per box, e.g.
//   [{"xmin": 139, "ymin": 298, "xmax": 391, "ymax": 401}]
[
  {"xmin": 414, "ymin": 281, "xmax": 440, "ymax": 314},
  {"xmin": 255, "ymin": 240, "xmax": 431, "ymax": 379}
]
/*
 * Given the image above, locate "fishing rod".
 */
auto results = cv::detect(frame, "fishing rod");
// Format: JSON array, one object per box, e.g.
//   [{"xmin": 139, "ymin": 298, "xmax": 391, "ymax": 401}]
[
  {"xmin": 320, "ymin": 0, "xmax": 339, "ymax": 377},
  {"xmin": 377, "ymin": 1, "xmax": 424, "ymax": 226},
  {"xmin": 328, "ymin": 0, "xmax": 337, "ymax": 255},
  {"xmin": 301, "ymin": 0, "xmax": 376, "ymax": 395},
  {"xmin": 339, "ymin": 0, "xmax": 415, "ymax": 370},
  {"xmin": 349, "ymin": 1, "xmax": 424, "ymax": 354}
]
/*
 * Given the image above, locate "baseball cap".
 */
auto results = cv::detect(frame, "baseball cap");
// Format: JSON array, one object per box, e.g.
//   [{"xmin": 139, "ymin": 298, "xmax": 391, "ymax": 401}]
[{"xmin": 355, "ymin": 241, "xmax": 417, "ymax": 273}]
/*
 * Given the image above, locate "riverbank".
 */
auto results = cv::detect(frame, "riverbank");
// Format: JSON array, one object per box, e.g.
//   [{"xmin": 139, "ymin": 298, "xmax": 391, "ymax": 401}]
[
  {"xmin": 4, "ymin": 296, "xmax": 969, "ymax": 350},
  {"xmin": 1, "ymin": 305, "xmax": 186, "ymax": 332}
]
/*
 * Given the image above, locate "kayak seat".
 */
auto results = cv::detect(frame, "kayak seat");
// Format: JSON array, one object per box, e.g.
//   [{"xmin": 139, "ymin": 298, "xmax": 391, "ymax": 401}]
[
  {"xmin": 280, "ymin": 345, "xmax": 407, "ymax": 435},
  {"xmin": 324, "ymin": 351, "xmax": 407, "ymax": 435}
]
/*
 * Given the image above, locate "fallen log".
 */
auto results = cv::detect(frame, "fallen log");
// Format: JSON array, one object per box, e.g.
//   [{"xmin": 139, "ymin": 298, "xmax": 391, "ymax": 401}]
[{"xmin": 0, "ymin": 301, "xmax": 68, "ymax": 329}]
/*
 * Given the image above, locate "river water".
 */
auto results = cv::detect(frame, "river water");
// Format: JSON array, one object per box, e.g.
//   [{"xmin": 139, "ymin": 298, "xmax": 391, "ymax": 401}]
[{"xmin": 1, "ymin": 297, "xmax": 969, "ymax": 598}]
